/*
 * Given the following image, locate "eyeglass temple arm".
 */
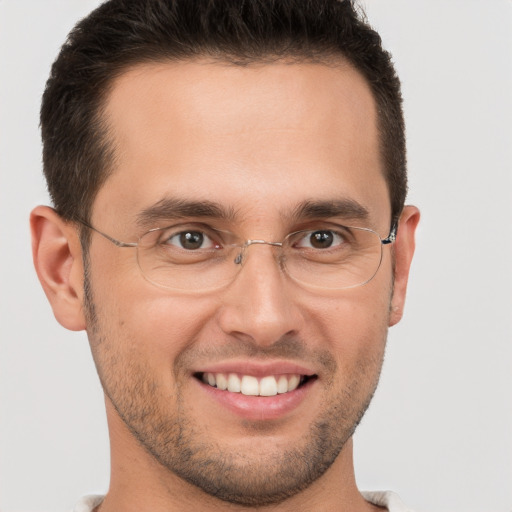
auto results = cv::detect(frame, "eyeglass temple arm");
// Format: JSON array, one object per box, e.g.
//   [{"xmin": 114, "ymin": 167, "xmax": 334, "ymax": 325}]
[
  {"xmin": 76, "ymin": 219, "xmax": 137, "ymax": 248},
  {"xmin": 381, "ymin": 221, "xmax": 398, "ymax": 245}
]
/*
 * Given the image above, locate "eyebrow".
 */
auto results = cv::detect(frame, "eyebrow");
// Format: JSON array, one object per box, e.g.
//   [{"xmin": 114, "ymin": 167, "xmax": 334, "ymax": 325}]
[
  {"xmin": 290, "ymin": 199, "xmax": 370, "ymax": 222},
  {"xmin": 136, "ymin": 196, "xmax": 370, "ymax": 230},
  {"xmin": 136, "ymin": 197, "xmax": 237, "ymax": 228}
]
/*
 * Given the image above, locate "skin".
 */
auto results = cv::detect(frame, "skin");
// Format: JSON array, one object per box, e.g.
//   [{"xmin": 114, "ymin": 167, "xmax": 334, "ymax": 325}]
[{"xmin": 31, "ymin": 59, "xmax": 419, "ymax": 511}]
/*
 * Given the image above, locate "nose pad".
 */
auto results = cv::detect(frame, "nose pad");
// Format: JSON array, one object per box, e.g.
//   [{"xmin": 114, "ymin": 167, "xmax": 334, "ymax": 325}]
[{"xmin": 233, "ymin": 240, "xmax": 283, "ymax": 267}]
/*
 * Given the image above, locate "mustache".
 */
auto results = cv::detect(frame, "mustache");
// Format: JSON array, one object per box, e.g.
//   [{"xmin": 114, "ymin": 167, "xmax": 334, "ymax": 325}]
[{"xmin": 174, "ymin": 335, "xmax": 338, "ymax": 377}]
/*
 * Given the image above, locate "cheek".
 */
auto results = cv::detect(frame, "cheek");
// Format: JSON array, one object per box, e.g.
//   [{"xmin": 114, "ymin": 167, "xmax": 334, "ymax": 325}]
[
  {"xmin": 87, "ymin": 290, "xmax": 221, "ymax": 407},
  {"xmin": 87, "ymin": 251, "xmax": 219, "ymax": 375},
  {"xmin": 309, "ymin": 277, "xmax": 392, "ymax": 370},
  {"xmin": 104, "ymin": 291, "xmax": 217, "ymax": 358}
]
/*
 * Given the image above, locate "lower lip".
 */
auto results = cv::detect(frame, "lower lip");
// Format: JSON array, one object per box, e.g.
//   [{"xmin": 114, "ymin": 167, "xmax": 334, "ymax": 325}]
[{"xmin": 196, "ymin": 378, "xmax": 316, "ymax": 421}]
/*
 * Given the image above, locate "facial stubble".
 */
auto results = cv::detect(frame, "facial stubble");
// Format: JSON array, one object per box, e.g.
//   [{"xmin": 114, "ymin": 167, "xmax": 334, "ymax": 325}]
[{"xmin": 83, "ymin": 266, "xmax": 387, "ymax": 507}]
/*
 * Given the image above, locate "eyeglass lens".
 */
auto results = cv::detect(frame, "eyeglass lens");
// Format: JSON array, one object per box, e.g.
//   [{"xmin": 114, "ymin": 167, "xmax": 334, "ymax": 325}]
[{"xmin": 134, "ymin": 225, "xmax": 385, "ymax": 292}]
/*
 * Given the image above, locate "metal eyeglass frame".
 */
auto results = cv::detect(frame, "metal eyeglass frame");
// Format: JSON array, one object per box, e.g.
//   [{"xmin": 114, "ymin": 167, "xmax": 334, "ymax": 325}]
[{"xmin": 76, "ymin": 219, "xmax": 398, "ymax": 290}]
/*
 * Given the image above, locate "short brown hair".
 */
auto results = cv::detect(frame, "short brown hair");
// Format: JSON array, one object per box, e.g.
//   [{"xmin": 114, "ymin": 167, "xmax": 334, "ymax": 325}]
[{"xmin": 41, "ymin": 0, "xmax": 407, "ymax": 227}]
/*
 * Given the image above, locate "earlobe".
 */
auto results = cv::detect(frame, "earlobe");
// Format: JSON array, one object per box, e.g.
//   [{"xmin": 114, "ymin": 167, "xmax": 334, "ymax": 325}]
[
  {"xmin": 389, "ymin": 205, "xmax": 420, "ymax": 327},
  {"xmin": 30, "ymin": 206, "xmax": 86, "ymax": 331}
]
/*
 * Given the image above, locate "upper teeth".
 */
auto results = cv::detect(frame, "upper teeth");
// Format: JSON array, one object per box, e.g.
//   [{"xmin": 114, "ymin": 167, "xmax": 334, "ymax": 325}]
[{"xmin": 201, "ymin": 373, "xmax": 302, "ymax": 396}]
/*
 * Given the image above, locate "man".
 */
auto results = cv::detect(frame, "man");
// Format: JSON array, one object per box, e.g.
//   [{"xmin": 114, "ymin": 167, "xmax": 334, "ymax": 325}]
[{"xmin": 30, "ymin": 0, "xmax": 420, "ymax": 510}]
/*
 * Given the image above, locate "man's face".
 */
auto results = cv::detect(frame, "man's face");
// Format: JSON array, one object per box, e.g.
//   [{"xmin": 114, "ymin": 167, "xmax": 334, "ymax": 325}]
[{"xmin": 85, "ymin": 60, "xmax": 395, "ymax": 505}]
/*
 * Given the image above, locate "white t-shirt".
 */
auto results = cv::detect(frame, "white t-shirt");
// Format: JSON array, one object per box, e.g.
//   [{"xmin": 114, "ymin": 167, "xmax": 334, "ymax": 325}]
[{"xmin": 72, "ymin": 491, "xmax": 415, "ymax": 511}]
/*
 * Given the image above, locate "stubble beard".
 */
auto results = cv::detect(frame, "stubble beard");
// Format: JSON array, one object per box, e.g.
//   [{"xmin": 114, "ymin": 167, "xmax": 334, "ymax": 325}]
[{"xmin": 83, "ymin": 269, "xmax": 386, "ymax": 507}]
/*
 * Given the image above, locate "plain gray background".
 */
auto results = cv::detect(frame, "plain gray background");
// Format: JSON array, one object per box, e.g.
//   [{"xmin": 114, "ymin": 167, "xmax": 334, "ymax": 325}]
[{"xmin": 1, "ymin": 1, "xmax": 511, "ymax": 511}]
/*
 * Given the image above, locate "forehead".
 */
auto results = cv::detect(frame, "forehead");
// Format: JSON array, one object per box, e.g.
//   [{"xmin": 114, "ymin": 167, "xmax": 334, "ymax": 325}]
[{"xmin": 95, "ymin": 59, "xmax": 390, "ymax": 231}]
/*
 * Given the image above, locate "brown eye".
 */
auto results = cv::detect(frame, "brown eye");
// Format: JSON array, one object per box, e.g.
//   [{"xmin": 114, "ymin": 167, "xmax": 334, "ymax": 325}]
[
  {"xmin": 309, "ymin": 231, "xmax": 334, "ymax": 249},
  {"xmin": 179, "ymin": 231, "xmax": 204, "ymax": 250},
  {"xmin": 294, "ymin": 230, "xmax": 345, "ymax": 250},
  {"xmin": 293, "ymin": 228, "xmax": 348, "ymax": 250},
  {"xmin": 163, "ymin": 230, "xmax": 217, "ymax": 250}
]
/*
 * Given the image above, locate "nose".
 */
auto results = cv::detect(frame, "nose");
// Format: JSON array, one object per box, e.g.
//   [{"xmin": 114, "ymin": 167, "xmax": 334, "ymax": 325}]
[{"xmin": 216, "ymin": 243, "xmax": 305, "ymax": 347}]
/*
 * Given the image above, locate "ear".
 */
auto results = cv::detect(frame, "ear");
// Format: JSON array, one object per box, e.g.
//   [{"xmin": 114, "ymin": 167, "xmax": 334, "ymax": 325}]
[
  {"xmin": 389, "ymin": 205, "xmax": 420, "ymax": 327},
  {"xmin": 30, "ymin": 206, "xmax": 86, "ymax": 331}
]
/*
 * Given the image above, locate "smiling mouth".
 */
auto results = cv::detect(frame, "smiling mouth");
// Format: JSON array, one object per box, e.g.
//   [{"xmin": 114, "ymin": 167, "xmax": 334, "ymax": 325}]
[{"xmin": 195, "ymin": 372, "xmax": 317, "ymax": 397}]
